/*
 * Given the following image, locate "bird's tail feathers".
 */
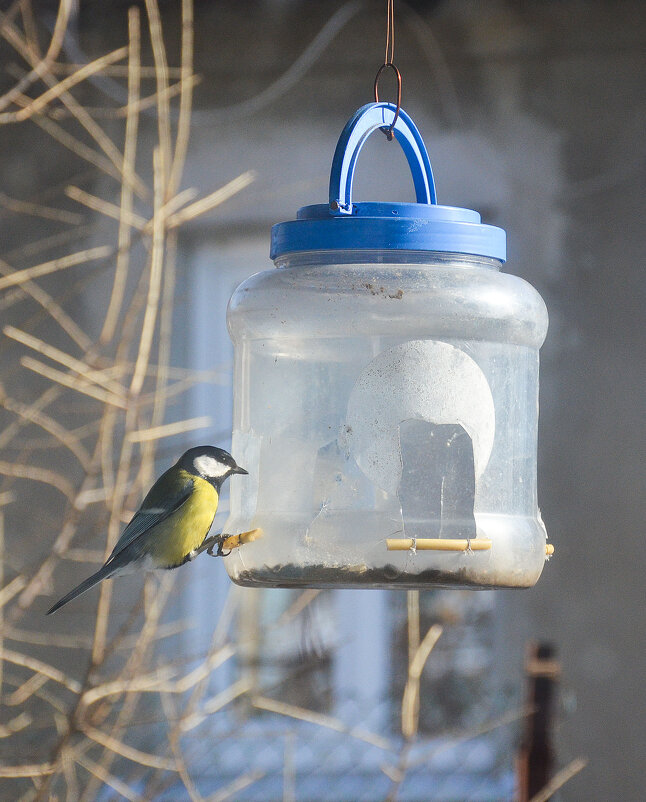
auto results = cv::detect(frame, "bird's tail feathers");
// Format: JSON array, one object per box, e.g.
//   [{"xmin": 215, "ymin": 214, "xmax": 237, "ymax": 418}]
[{"xmin": 46, "ymin": 563, "xmax": 116, "ymax": 614}]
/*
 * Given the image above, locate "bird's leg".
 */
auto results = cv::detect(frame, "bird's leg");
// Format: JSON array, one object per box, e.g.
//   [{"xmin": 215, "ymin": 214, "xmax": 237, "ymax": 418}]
[{"xmin": 194, "ymin": 535, "xmax": 220, "ymax": 557}]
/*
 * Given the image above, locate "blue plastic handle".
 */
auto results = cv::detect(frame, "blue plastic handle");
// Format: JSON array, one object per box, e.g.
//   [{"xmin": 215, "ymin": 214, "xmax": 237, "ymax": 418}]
[{"xmin": 328, "ymin": 102, "xmax": 437, "ymax": 215}]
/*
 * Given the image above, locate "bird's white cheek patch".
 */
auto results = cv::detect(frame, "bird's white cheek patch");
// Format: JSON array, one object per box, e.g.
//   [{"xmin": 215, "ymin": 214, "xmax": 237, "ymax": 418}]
[{"xmin": 193, "ymin": 455, "xmax": 228, "ymax": 479}]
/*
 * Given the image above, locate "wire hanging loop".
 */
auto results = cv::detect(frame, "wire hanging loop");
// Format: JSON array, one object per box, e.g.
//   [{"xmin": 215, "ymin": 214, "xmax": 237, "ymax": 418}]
[
  {"xmin": 373, "ymin": 62, "xmax": 402, "ymax": 140},
  {"xmin": 373, "ymin": 0, "xmax": 400, "ymax": 140}
]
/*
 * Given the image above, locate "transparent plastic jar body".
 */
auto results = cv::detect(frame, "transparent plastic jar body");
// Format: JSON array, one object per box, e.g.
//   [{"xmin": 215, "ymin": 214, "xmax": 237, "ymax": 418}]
[{"xmin": 225, "ymin": 250, "xmax": 549, "ymax": 589}]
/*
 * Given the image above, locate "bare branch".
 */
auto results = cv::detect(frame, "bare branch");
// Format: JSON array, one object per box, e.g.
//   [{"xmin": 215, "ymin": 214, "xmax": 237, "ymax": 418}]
[
  {"xmin": 0, "ymin": 0, "xmax": 73, "ymax": 112},
  {"xmin": 49, "ymin": 75, "xmax": 201, "ymax": 121},
  {"xmin": 167, "ymin": 0, "xmax": 194, "ymax": 198},
  {"xmin": 0, "ymin": 46, "xmax": 127, "ymax": 122},
  {"xmin": 81, "ymin": 725, "xmax": 178, "ymax": 771},
  {"xmin": 0, "ymin": 646, "xmax": 82, "ymax": 693},
  {"xmin": 145, "ymin": 0, "xmax": 172, "ymax": 189},
  {"xmin": 0, "ymin": 192, "xmax": 83, "ymax": 224},
  {"xmin": 401, "ymin": 623, "xmax": 443, "ymax": 739},
  {"xmin": 0, "ymin": 458, "xmax": 76, "ymax": 502},
  {"xmin": 4, "ymin": 325, "xmax": 126, "ymax": 396},
  {"xmin": 0, "ymin": 575, "xmax": 27, "ymax": 609},
  {"xmin": 74, "ymin": 754, "xmax": 141, "ymax": 802},
  {"xmin": 528, "ymin": 758, "xmax": 588, "ymax": 802},
  {"xmin": 166, "ymin": 171, "xmax": 256, "ymax": 228},
  {"xmin": 0, "ymin": 245, "xmax": 111, "ymax": 292},
  {"xmin": 205, "ymin": 770, "xmax": 265, "ymax": 802},
  {"xmin": 0, "ymin": 711, "xmax": 31, "ymax": 738},
  {"xmin": 20, "ymin": 357, "xmax": 128, "ymax": 410},
  {"xmin": 0, "ymin": 762, "xmax": 56, "ymax": 778},
  {"xmin": 65, "ymin": 185, "xmax": 147, "ymax": 230},
  {"xmin": 129, "ymin": 147, "xmax": 165, "ymax": 396},
  {"xmin": 253, "ymin": 696, "xmax": 394, "ymax": 751},
  {"xmin": 126, "ymin": 416, "xmax": 212, "ymax": 443}
]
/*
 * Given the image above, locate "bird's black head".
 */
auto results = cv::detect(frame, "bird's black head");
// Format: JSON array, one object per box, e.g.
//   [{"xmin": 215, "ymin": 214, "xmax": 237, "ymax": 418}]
[{"xmin": 178, "ymin": 445, "xmax": 248, "ymax": 488}]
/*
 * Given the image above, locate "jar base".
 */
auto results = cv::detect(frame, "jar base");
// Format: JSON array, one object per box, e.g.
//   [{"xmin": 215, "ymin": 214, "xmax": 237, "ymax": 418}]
[{"xmin": 227, "ymin": 562, "xmax": 538, "ymax": 590}]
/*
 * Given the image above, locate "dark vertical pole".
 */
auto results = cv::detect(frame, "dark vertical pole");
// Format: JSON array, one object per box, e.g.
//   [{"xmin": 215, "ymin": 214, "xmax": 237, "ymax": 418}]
[{"xmin": 517, "ymin": 642, "xmax": 560, "ymax": 801}]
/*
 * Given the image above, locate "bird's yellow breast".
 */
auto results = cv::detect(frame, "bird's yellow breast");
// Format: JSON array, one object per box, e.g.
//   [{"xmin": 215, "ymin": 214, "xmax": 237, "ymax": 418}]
[{"xmin": 149, "ymin": 473, "xmax": 219, "ymax": 568}]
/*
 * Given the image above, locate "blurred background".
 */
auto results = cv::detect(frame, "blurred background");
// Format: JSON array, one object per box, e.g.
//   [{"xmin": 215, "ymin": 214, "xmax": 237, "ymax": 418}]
[{"xmin": 0, "ymin": 1, "xmax": 644, "ymax": 800}]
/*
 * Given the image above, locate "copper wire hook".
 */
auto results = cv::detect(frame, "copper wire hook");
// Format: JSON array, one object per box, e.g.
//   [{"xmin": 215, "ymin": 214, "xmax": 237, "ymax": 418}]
[{"xmin": 373, "ymin": 61, "xmax": 402, "ymax": 140}]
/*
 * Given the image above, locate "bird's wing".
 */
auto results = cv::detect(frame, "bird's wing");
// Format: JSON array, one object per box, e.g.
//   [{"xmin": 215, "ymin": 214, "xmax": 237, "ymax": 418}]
[{"xmin": 107, "ymin": 471, "xmax": 194, "ymax": 563}]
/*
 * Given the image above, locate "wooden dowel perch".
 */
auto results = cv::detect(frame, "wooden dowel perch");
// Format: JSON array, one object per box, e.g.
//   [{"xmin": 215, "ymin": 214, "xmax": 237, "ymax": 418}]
[
  {"xmin": 386, "ymin": 538, "xmax": 556, "ymax": 557},
  {"xmin": 386, "ymin": 537, "xmax": 492, "ymax": 552},
  {"xmin": 220, "ymin": 528, "xmax": 263, "ymax": 551}
]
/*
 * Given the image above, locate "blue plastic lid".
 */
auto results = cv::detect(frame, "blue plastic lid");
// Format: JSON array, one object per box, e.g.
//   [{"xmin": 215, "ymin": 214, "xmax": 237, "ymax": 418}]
[{"xmin": 270, "ymin": 103, "xmax": 506, "ymax": 263}]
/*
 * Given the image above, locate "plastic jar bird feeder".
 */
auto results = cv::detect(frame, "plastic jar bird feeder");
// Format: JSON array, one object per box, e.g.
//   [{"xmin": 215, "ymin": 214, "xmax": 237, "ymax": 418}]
[{"xmin": 225, "ymin": 102, "xmax": 551, "ymax": 589}]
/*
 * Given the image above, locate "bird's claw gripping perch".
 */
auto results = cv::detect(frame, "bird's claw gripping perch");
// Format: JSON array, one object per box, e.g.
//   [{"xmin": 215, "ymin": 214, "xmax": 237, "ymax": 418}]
[
  {"xmin": 207, "ymin": 536, "xmax": 232, "ymax": 558},
  {"xmin": 202, "ymin": 528, "xmax": 263, "ymax": 558}
]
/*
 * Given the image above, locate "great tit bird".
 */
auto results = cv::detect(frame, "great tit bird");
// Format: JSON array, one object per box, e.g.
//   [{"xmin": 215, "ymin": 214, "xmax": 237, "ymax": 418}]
[{"xmin": 47, "ymin": 445, "xmax": 247, "ymax": 614}]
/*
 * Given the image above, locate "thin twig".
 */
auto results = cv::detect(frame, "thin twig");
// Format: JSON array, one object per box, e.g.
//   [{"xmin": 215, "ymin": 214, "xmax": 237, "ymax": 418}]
[
  {"xmin": 0, "ymin": 46, "xmax": 127, "ymax": 122},
  {"xmin": 5, "ymin": 672, "xmax": 49, "ymax": 706},
  {"xmin": 179, "ymin": 679, "xmax": 251, "ymax": 734},
  {"xmin": 49, "ymin": 74, "xmax": 201, "ymax": 120},
  {"xmin": 101, "ymin": 3, "xmax": 140, "ymax": 346},
  {"xmin": 129, "ymin": 147, "xmax": 165, "ymax": 397},
  {"xmin": 0, "ymin": 647, "xmax": 82, "ymax": 693},
  {"xmin": 0, "ymin": 191, "xmax": 83, "ymax": 224},
  {"xmin": 172, "ymin": 644, "xmax": 236, "ymax": 696},
  {"xmin": 82, "ymin": 576, "xmax": 176, "ymax": 801},
  {"xmin": 0, "ymin": 0, "xmax": 72, "ymax": 112},
  {"xmin": 253, "ymin": 696, "xmax": 393, "ymax": 751},
  {"xmin": 401, "ymin": 623, "xmax": 443, "ymax": 739},
  {"xmin": 0, "ymin": 762, "xmax": 56, "ymax": 778},
  {"xmin": 0, "ymin": 245, "xmax": 111, "ymax": 292},
  {"xmin": 65, "ymin": 184, "xmax": 198, "ymax": 233},
  {"xmin": 74, "ymin": 753, "xmax": 141, "ymax": 802},
  {"xmin": 167, "ymin": 0, "xmax": 194, "ymax": 198},
  {"xmin": 65, "ymin": 185, "xmax": 147, "ymax": 230},
  {"xmin": 528, "ymin": 758, "xmax": 588, "ymax": 802},
  {"xmin": 205, "ymin": 770, "xmax": 265, "ymax": 802},
  {"xmin": 1, "ymin": 13, "xmax": 147, "ymax": 198},
  {"xmin": 20, "ymin": 357, "xmax": 127, "ymax": 410},
  {"xmin": 0, "ymin": 458, "xmax": 76, "ymax": 502},
  {"xmin": 4, "ymin": 325, "xmax": 127, "ymax": 396},
  {"xmin": 0, "ymin": 575, "xmax": 27, "ymax": 609},
  {"xmin": 3, "ymin": 626, "xmax": 93, "ymax": 651},
  {"xmin": 0, "ymin": 257, "xmax": 93, "ymax": 350},
  {"xmin": 81, "ymin": 724, "xmax": 178, "ymax": 771},
  {"xmin": 0, "ymin": 502, "xmax": 4, "ymax": 694},
  {"xmin": 0, "ymin": 387, "xmax": 91, "ymax": 469},
  {"xmin": 79, "ymin": 667, "xmax": 178, "ymax": 709},
  {"xmin": 166, "ymin": 171, "xmax": 256, "ymax": 228},
  {"xmin": 15, "ymin": 445, "xmax": 102, "ymax": 613},
  {"xmin": 0, "ymin": 711, "xmax": 31, "ymax": 737},
  {"xmin": 403, "ymin": 705, "xmax": 534, "ymax": 771},
  {"xmin": 160, "ymin": 692, "xmax": 204, "ymax": 802},
  {"xmin": 22, "ymin": 102, "xmax": 130, "ymax": 185},
  {"xmin": 19, "ymin": 0, "xmax": 41, "ymax": 60},
  {"xmin": 126, "ymin": 416, "xmax": 212, "ymax": 443},
  {"xmin": 145, "ymin": 0, "xmax": 172, "ymax": 188},
  {"xmin": 49, "ymin": 62, "xmax": 185, "ymax": 78}
]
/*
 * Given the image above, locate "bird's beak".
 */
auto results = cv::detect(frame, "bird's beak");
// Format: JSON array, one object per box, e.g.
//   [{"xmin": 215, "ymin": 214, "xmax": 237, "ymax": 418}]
[{"xmin": 233, "ymin": 465, "xmax": 248, "ymax": 475}]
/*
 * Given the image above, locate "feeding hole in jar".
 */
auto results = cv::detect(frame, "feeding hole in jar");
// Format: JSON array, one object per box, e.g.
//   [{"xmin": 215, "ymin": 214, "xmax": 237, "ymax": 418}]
[{"xmin": 397, "ymin": 419, "xmax": 477, "ymax": 543}]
